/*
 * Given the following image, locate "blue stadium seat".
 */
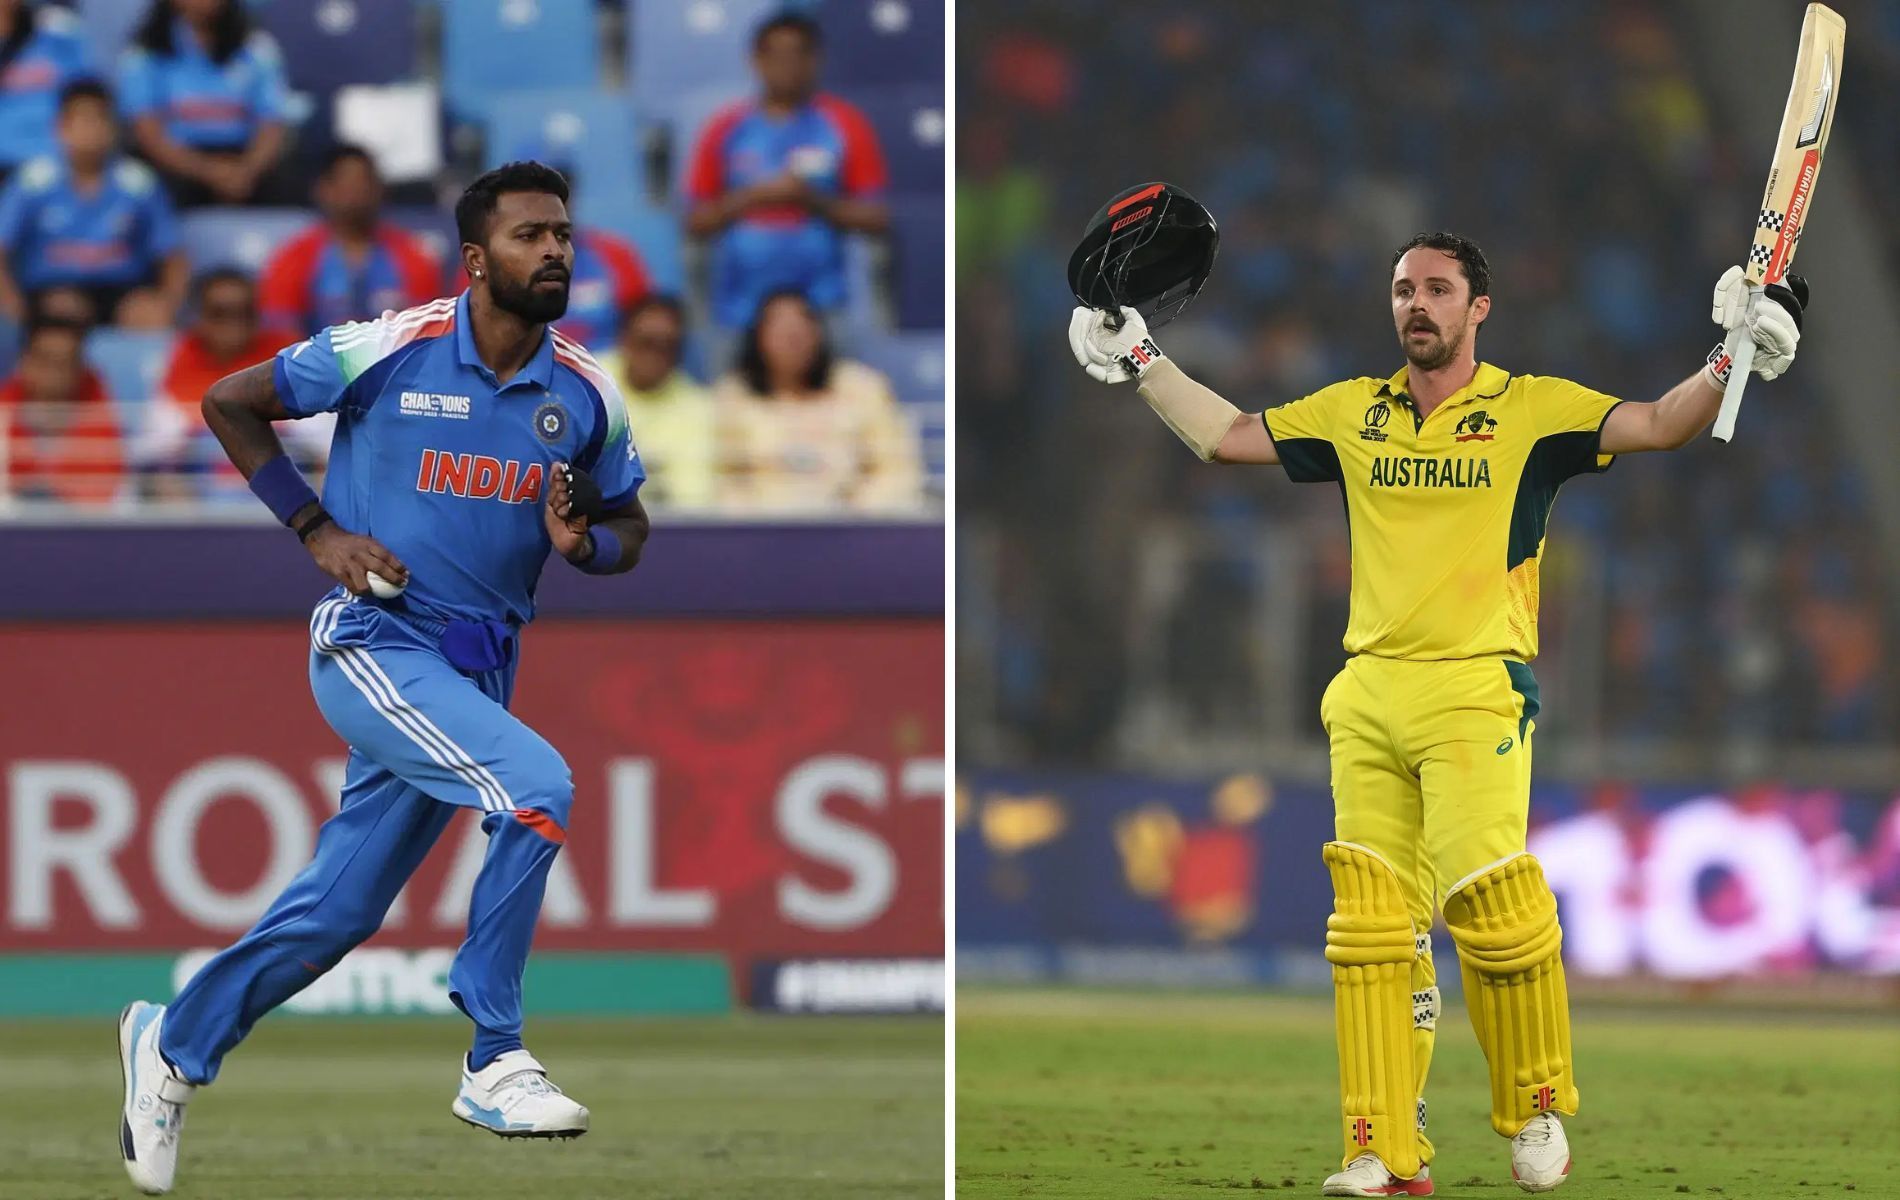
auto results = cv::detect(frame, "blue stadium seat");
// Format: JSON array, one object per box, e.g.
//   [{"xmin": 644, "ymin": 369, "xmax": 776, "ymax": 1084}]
[
  {"xmin": 889, "ymin": 194, "xmax": 940, "ymax": 330},
  {"xmin": 75, "ymin": 0, "xmax": 147, "ymax": 70},
  {"xmin": 849, "ymin": 330, "xmax": 941, "ymax": 405},
  {"xmin": 837, "ymin": 232, "xmax": 881, "ymax": 334},
  {"xmin": 854, "ymin": 81, "xmax": 942, "ymax": 198},
  {"xmin": 822, "ymin": 0, "xmax": 942, "ymax": 87},
  {"xmin": 256, "ymin": 0, "xmax": 418, "ymax": 93},
  {"xmin": 180, "ymin": 208, "xmax": 313, "ymax": 274},
  {"xmin": 627, "ymin": 0, "xmax": 783, "ymax": 110},
  {"xmin": 661, "ymin": 83, "xmax": 744, "ymax": 199},
  {"xmin": 579, "ymin": 201, "xmax": 685, "ymax": 297},
  {"xmin": 86, "ymin": 328, "xmax": 174, "ymax": 429},
  {"xmin": 442, "ymin": 0, "xmax": 600, "ymax": 121},
  {"xmin": 483, "ymin": 88, "xmax": 640, "ymax": 212},
  {"xmin": 385, "ymin": 205, "xmax": 458, "ymax": 282}
]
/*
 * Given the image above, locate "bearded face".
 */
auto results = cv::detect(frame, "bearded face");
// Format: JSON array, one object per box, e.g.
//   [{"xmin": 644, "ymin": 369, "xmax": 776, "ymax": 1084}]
[
  {"xmin": 476, "ymin": 191, "xmax": 574, "ymax": 325},
  {"xmin": 1390, "ymin": 246, "xmax": 1488, "ymax": 370}
]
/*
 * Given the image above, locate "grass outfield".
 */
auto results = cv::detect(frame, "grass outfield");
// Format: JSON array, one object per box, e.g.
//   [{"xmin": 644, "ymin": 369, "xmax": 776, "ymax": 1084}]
[
  {"xmin": 957, "ymin": 988, "xmax": 1900, "ymax": 1199},
  {"xmin": 14, "ymin": 1014, "xmax": 942, "ymax": 1200}
]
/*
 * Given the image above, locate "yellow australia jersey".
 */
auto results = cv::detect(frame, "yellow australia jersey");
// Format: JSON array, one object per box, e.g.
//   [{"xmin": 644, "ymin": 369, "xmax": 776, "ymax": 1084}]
[{"xmin": 1263, "ymin": 362, "xmax": 1625, "ymax": 661}]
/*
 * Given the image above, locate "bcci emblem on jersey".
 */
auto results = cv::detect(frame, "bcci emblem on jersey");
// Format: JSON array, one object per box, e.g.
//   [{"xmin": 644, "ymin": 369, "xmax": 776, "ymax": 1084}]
[{"xmin": 533, "ymin": 401, "xmax": 568, "ymax": 444}]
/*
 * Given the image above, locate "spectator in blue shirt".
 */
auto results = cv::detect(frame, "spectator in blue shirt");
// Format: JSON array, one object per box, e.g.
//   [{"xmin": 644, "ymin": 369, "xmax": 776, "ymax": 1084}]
[
  {"xmin": 0, "ymin": 79, "xmax": 185, "ymax": 328},
  {"xmin": 119, "ymin": 0, "xmax": 290, "ymax": 207},
  {"xmin": 0, "ymin": 1, "xmax": 93, "ymax": 182},
  {"xmin": 685, "ymin": 12, "xmax": 889, "ymax": 329}
]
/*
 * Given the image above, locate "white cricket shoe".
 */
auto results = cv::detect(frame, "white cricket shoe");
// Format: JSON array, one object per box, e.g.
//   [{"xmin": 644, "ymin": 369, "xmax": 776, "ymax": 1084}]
[
  {"xmin": 1321, "ymin": 1153, "xmax": 1434, "ymax": 1196},
  {"xmin": 451, "ymin": 1048, "xmax": 590, "ymax": 1138},
  {"xmin": 1511, "ymin": 1112, "xmax": 1572, "ymax": 1192},
  {"xmin": 117, "ymin": 1001, "xmax": 197, "ymax": 1195}
]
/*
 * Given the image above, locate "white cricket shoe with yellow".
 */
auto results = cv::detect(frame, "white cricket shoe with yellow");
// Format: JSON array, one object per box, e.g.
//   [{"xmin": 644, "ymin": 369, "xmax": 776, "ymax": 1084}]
[
  {"xmin": 1322, "ymin": 1153, "xmax": 1434, "ymax": 1197},
  {"xmin": 451, "ymin": 1048, "xmax": 590, "ymax": 1138},
  {"xmin": 117, "ymin": 1001, "xmax": 196, "ymax": 1195},
  {"xmin": 1511, "ymin": 1112, "xmax": 1571, "ymax": 1192}
]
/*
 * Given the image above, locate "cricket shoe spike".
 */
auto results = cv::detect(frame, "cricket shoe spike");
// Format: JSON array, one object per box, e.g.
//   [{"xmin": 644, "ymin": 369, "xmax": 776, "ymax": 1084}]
[
  {"xmin": 1321, "ymin": 1154, "xmax": 1434, "ymax": 1197},
  {"xmin": 118, "ymin": 1001, "xmax": 196, "ymax": 1194},
  {"xmin": 1510, "ymin": 1112, "xmax": 1571, "ymax": 1192},
  {"xmin": 452, "ymin": 1048, "xmax": 590, "ymax": 1139}
]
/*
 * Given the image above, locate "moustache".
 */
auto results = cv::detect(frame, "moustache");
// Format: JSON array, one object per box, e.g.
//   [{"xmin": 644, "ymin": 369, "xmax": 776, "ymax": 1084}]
[{"xmin": 533, "ymin": 268, "xmax": 571, "ymax": 285}]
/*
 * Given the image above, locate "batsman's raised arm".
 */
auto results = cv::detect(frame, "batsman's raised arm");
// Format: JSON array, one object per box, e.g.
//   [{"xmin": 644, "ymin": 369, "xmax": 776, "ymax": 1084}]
[
  {"xmin": 1067, "ymin": 304, "xmax": 1278, "ymax": 464},
  {"xmin": 1598, "ymin": 267, "xmax": 1810, "ymax": 453}
]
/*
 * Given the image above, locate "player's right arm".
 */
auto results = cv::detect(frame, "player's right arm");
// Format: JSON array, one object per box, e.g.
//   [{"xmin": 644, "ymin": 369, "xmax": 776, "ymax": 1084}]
[
  {"xmin": 1068, "ymin": 305, "xmax": 1285, "ymax": 465},
  {"xmin": 201, "ymin": 341, "xmax": 407, "ymax": 596}
]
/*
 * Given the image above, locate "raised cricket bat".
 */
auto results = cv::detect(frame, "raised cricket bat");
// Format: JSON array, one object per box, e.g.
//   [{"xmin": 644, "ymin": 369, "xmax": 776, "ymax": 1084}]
[{"xmin": 1713, "ymin": 2, "xmax": 1844, "ymax": 442}]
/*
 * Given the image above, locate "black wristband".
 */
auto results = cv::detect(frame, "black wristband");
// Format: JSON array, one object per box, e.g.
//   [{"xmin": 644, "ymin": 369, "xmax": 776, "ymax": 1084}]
[{"xmin": 294, "ymin": 510, "xmax": 333, "ymax": 543}]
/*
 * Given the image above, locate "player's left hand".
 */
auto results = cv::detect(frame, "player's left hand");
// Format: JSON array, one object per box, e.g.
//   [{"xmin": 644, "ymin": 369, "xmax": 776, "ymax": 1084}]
[
  {"xmin": 1747, "ymin": 274, "xmax": 1807, "ymax": 381},
  {"xmin": 1711, "ymin": 265, "xmax": 1751, "ymax": 332},
  {"xmin": 545, "ymin": 462, "xmax": 597, "ymax": 561},
  {"xmin": 1709, "ymin": 267, "xmax": 1806, "ymax": 382}
]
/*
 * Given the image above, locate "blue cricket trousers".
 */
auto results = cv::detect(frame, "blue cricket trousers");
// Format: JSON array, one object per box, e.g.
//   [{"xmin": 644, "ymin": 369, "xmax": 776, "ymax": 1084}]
[{"xmin": 160, "ymin": 593, "xmax": 572, "ymax": 1085}]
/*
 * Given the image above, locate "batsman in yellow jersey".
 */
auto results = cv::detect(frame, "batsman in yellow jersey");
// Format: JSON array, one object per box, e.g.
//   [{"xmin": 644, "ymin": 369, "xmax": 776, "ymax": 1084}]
[{"xmin": 1066, "ymin": 190, "xmax": 1808, "ymax": 1198}]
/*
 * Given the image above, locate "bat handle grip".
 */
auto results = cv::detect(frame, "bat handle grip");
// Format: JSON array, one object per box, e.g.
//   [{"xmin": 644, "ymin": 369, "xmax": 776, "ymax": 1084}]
[{"xmin": 1712, "ymin": 326, "xmax": 1753, "ymax": 443}]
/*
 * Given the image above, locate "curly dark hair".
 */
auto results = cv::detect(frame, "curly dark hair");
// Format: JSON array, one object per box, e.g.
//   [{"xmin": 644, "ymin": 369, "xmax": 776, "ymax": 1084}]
[
  {"xmin": 754, "ymin": 10, "xmax": 822, "ymax": 52},
  {"xmin": 737, "ymin": 289, "xmax": 833, "ymax": 396},
  {"xmin": 1390, "ymin": 231, "xmax": 1491, "ymax": 300},
  {"xmin": 454, "ymin": 160, "xmax": 570, "ymax": 247},
  {"xmin": 57, "ymin": 78, "xmax": 114, "ymax": 115},
  {"xmin": 0, "ymin": 3, "xmax": 40, "ymax": 74},
  {"xmin": 136, "ymin": 0, "xmax": 251, "ymax": 65}
]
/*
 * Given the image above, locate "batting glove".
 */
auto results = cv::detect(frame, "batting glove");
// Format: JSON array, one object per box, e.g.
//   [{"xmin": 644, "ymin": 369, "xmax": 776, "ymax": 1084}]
[
  {"xmin": 1711, "ymin": 264, "xmax": 1751, "ymax": 332},
  {"xmin": 1068, "ymin": 306, "xmax": 1165, "ymax": 384},
  {"xmin": 1705, "ymin": 270, "xmax": 1808, "ymax": 386}
]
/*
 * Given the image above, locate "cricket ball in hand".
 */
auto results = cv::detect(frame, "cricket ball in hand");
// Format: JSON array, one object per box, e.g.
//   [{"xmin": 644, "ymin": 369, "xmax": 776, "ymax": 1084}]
[{"xmin": 366, "ymin": 571, "xmax": 406, "ymax": 600}]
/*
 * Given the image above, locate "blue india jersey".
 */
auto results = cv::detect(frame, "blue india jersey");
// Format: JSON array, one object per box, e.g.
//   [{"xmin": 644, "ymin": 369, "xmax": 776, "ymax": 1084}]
[
  {"xmin": 273, "ymin": 291, "xmax": 644, "ymax": 626},
  {"xmin": 116, "ymin": 22, "xmax": 290, "ymax": 151},
  {"xmin": 0, "ymin": 154, "xmax": 179, "ymax": 290}
]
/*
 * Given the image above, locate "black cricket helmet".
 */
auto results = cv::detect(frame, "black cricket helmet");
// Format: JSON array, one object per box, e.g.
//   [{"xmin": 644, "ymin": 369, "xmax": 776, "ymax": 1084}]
[{"xmin": 1067, "ymin": 182, "xmax": 1219, "ymax": 329}]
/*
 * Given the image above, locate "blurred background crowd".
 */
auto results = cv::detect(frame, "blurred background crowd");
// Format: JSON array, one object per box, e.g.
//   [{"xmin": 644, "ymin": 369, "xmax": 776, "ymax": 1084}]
[
  {"xmin": 0, "ymin": 0, "xmax": 944, "ymax": 516},
  {"xmin": 958, "ymin": 0, "xmax": 1900, "ymax": 780}
]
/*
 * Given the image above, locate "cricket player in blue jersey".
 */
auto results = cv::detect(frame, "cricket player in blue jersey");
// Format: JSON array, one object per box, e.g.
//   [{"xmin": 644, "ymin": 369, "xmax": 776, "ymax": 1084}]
[{"xmin": 115, "ymin": 161, "xmax": 650, "ymax": 1195}]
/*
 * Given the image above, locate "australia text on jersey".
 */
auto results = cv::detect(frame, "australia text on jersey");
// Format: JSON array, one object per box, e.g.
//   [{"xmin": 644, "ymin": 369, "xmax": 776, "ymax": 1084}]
[{"xmin": 1368, "ymin": 456, "xmax": 1493, "ymax": 488}]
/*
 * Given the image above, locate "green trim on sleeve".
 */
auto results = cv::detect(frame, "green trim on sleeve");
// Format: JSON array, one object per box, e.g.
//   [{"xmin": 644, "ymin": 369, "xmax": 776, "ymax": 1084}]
[
  {"xmin": 1506, "ymin": 431, "xmax": 1596, "ymax": 570},
  {"xmin": 1274, "ymin": 436, "xmax": 1342, "ymax": 483}
]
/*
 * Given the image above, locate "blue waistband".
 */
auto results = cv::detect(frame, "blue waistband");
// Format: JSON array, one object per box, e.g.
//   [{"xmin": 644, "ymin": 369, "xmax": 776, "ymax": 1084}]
[
  {"xmin": 363, "ymin": 596, "xmax": 450, "ymax": 640},
  {"xmin": 359, "ymin": 596, "xmax": 516, "ymax": 673}
]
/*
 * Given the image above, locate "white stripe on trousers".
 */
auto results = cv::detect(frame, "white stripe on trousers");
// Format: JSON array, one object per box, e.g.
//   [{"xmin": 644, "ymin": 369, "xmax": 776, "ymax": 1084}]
[
  {"xmin": 314, "ymin": 598, "xmax": 513, "ymax": 812},
  {"xmin": 311, "ymin": 598, "xmax": 504, "ymax": 811},
  {"xmin": 311, "ymin": 598, "xmax": 515, "ymax": 811},
  {"xmin": 314, "ymin": 599, "xmax": 513, "ymax": 812}
]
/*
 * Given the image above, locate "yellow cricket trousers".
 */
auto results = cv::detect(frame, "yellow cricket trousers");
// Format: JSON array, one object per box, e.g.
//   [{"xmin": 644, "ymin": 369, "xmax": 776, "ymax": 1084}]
[{"xmin": 1319, "ymin": 653, "xmax": 1540, "ymax": 934}]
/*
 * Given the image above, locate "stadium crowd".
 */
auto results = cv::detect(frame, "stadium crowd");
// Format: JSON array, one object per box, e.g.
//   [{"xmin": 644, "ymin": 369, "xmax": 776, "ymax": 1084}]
[
  {"xmin": 958, "ymin": 2, "xmax": 1898, "ymax": 761},
  {"xmin": 0, "ymin": 0, "xmax": 940, "ymax": 514}
]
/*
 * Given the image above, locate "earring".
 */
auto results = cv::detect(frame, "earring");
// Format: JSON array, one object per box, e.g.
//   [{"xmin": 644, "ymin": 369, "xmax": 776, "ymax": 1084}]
[{"xmin": 474, "ymin": 269, "xmax": 484, "ymax": 278}]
